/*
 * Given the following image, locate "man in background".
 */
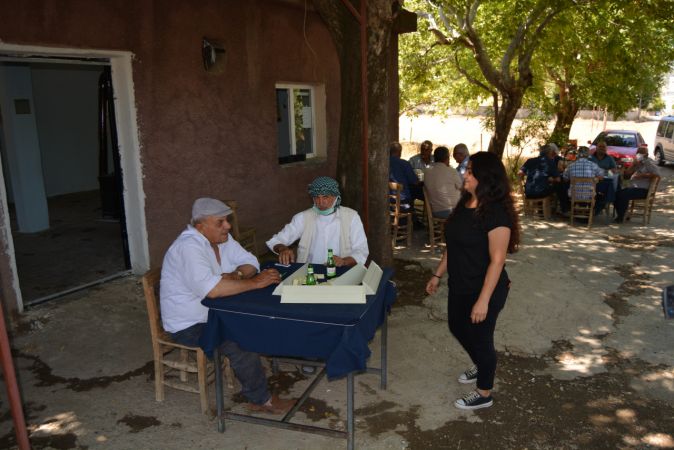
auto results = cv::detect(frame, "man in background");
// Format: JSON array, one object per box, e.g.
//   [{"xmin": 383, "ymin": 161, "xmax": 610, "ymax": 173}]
[
  {"xmin": 614, "ymin": 147, "xmax": 660, "ymax": 223},
  {"xmin": 409, "ymin": 140, "xmax": 434, "ymax": 170},
  {"xmin": 453, "ymin": 143, "xmax": 470, "ymax": 178},
  {"xmin": 423, "ymin": 146, "xmax": 462, "ymax": 218}
]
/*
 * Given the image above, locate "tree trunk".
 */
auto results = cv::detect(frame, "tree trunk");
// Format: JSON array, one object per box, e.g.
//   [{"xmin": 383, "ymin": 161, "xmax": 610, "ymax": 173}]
[
  {"xmin": 487, "ymin": 92, "xmax": 523, "ymax": 159},
  {"xmin": 551, "ymin": 80, "xmax": 579, "ymax": 145},
  {"xmin": 313, "ymin": 0, "xmax": 394, "ymax": 267}
]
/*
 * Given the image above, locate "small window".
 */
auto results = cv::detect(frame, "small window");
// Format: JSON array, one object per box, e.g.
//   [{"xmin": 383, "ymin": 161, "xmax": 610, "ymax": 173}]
[
  {"xmin": 657, "ymin": 120, "xmax": 667, "ymax": 137},
  {"xmin": 276, "ymin": 84, "xmax": 318, "ymax": 164},
  {"xmin": 665, "ymin": 122, "xmax": 674, "ymax": 139}
]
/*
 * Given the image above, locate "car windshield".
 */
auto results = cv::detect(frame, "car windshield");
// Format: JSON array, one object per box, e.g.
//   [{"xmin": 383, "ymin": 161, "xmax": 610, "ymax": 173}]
[{"xmin": 598, "ymin": 133, "xmax": 637, "ymax": 148}]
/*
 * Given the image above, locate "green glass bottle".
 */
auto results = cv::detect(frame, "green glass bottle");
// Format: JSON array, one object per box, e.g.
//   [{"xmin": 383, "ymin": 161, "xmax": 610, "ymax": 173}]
[
  {"xmin": 326, "ymin": 248, "xmax": 336, "ymax": 278},
  {"xmin": 305, "ymin": 264, "xmax": 317, "ymax": 285}
]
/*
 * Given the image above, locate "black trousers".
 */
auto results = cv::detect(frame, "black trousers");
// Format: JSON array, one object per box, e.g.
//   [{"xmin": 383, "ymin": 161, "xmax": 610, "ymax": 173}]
[{"xmin": 447, "ymin": 280, "xmax": 509, "ymax": 391}]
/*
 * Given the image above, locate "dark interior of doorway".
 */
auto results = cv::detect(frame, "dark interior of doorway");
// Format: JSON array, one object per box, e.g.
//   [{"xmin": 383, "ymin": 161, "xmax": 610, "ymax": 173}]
[
  {"xmin": 10, "ymin": 190, "xmax": 127, "ymax": 303},
  {"xmin": 1, "ymin": 60, "xmax": 130, "ymax": 305}
]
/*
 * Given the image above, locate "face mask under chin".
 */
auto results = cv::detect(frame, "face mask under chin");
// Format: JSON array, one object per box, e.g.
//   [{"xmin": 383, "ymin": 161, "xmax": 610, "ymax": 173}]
[{"xmin": 313, "ymin": 197, "xmax": 339, "ymax": 216}]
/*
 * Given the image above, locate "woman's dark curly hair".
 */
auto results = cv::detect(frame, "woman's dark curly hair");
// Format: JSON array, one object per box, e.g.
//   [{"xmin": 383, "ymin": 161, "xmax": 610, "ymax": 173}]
[{"xmin": 454, "ymin": 151, "xmax": 520, "ymax": 253}]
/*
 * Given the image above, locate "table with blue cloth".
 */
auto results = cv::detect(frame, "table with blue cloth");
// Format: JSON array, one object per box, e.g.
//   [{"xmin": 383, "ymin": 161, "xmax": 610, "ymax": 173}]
[{"xmin": 199, "ymin": 263, "xmax": 396, "ymax": 450}]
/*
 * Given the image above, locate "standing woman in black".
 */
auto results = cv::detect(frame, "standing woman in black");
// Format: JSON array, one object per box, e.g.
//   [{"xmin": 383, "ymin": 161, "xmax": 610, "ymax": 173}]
[{"xmin": 426, "ymin": 151, "xmax": 520, "ymax": 410}]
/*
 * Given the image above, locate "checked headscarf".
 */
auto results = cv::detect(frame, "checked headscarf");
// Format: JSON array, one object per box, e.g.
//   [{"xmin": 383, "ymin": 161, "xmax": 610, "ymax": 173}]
[{"xmin": 307, "ymin": 176, "xmax": 341, "ymax": 207}]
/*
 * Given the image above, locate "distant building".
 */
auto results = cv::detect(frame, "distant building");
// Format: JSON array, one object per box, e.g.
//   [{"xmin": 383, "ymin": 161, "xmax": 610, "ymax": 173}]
[{"xmin": 660, "ymin": 71, "xmax": 674, "ymax": 114}]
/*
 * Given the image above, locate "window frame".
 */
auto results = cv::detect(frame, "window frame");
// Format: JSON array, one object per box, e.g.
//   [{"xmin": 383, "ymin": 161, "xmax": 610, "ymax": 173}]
[{"xmin": 275, "ymin": 83, "xmax": 323, "ymax": 163}]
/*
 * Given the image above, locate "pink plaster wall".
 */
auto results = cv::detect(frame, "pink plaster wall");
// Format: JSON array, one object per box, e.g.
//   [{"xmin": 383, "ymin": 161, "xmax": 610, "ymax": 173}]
[{"xmin": 0, "ymin": 0, "xmax": 341, "ymax": 274}]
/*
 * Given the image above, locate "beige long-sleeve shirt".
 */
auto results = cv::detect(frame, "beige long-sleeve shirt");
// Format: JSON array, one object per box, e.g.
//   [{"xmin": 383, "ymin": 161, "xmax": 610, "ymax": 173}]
[{"xmin": 423, "ymin": 162, "xmax": 463, "ymax": 213}]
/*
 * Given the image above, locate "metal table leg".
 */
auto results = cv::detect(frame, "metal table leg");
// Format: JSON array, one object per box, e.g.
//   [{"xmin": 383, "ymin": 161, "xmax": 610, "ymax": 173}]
[
  {"xmin": 347, "ymin": 372, "xmax": 354, "ymax": 450},
  {"xmin": 380, "ymin": 311, "xmax": 388, "ymax": 390},
  {"xmin": 213, "ymin": 347, "xmax": 225, "ymax": 433}
]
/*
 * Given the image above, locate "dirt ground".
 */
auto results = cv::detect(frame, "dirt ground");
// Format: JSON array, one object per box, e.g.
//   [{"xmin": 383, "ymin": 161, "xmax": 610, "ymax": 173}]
[{"xmin": 1, "ymin": 163, "xmax": 673, "ymax": 449}]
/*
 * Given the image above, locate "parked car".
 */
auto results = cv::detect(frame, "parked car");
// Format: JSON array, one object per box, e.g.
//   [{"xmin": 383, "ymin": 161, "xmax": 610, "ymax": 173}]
[
  {"xmin": 654, "ymin": 115, "xmax": 674, "ymax": 166},
  {"xmin": 589, "ymin": 130, "xmax": 648, "ymax": 168}
]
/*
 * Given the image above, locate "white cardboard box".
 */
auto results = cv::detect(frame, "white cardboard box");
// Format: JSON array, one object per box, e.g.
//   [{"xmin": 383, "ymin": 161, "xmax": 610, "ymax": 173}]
[{"xmin": 275, "ymin": 261, "xmax": 383, "ymax": 304}]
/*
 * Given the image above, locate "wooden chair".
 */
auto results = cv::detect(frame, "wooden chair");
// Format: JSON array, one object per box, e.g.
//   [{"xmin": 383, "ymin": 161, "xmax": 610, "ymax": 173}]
[
  {"xmin": 389, "ymin": 182, "xmax": 413, "ymax": 247},
  {"xmin": 142, "ymin": 268, "xmax": 234, "ymax": 414},
  {"xmin": 521, "ymin": 178, "xmax": 553, "ymax": 219},
  {"xmin": 626, "ymin": 176, "xmax": 660, "ymax": 225},
  {"xmin": 423, "ymin": 186, "xmax": 446, "ymax": 252},
  {"xmin": 225, "ymin": 200, "xmax": 258, "ymax": 255},
  {"xmin": 569, "ymin": 177, "xmax": 597, "ymax": 228},
  {"xmin": 413, "ymin": 198, "xmax": 427, "ymax": 228}
]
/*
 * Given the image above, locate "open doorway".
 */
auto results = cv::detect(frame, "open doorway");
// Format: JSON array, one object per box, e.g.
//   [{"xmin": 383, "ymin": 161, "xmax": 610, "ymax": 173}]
[{"xmin": 0, "ymin": 60, "xmax": 131, "ymax": 305}]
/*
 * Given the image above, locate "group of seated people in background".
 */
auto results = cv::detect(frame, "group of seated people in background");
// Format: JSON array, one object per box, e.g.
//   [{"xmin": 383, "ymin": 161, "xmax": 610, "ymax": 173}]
[
  {"xmin": 389, "ymin": 140, "xmax": 470, "ymax": 220},
  {"xmin": 518, "ymin": 140, "xmax": 660, "ymax": 222}
]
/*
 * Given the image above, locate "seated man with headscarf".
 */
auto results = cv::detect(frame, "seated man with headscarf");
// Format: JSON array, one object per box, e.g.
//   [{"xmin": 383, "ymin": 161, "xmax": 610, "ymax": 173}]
[{"xmin": 266, "ymin": 176, "xmax": 369, "ymax": 267}]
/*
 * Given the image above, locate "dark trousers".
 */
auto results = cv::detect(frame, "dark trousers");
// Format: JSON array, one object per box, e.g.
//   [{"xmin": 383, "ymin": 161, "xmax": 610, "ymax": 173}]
[
  {"xmin": 615, "ymin": 187, "xmax": 648, "ymax": 220},
  {"xmin": 172, "ymin": 323, "xmax": 270, "ymax": 404},
  {"xmin": 447, "ymin": 281, "xmax": 509, "ymax": 391}
]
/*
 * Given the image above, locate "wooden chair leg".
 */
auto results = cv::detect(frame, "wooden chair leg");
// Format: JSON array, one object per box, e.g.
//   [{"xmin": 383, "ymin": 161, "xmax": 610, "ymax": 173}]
[
  {"xmin": 197, "ymin": 350, "xmax": 208, "ymax": 414},
  {"xmin": 543, "ymin": 198, "xmax": 551, "ymax": 219},
  {"xmin": 224, "ymin": 356, "xmax": 235, "ymax": 389},
  {"xmin": 154, "ymin": 346, "xmax": 165, "ymax": 402},
  {"xmin": 407, "ymin": 217, "xmax": 413, "ymax": 247},
  {"xmin": 179, "ymin": 349, "xmax": 189, "ymax": 382}
]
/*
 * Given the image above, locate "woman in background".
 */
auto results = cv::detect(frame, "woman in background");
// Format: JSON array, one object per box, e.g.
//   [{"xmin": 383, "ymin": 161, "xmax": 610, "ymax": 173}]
[{"xmin": 426, "ymin": 151, "xmax": 520, "ymax": 410}]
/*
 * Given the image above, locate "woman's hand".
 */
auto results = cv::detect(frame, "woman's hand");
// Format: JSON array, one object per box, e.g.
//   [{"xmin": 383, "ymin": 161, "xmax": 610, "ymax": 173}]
[
  {"xmin": 471, "ymin": 299, "xmax": 488, "ymax": 323},
  {"xmin": 426, "ymin": 276, "xmax": 440, "ymax": 295}
]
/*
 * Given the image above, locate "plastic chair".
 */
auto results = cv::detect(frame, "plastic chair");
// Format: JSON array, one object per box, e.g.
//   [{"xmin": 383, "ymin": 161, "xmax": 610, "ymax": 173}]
[
  {"xmin": 626, "ymin": 176, "xmax": 660, "ymax": 225},
  {"xmin": 388, "ymin": 182, "xmax": 413, "ymax": 247},
  {"xmin": 142, "ymin": 268, "xmax": 234, "ymax": 414},
  {"xmin": 422, "ymin": 186, "xmax": 446, "ymax": 252},
  {"xmin": 569, "ymin": 177, "xmax": 597, "ymax": 228}
]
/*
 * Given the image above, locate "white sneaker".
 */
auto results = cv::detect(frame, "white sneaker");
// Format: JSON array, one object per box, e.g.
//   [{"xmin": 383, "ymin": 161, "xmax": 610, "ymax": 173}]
[
  {"xmin": 454, "ymin": 390, "xmax": 493, "ymax": 410},
  {"xmin": 458, "ymin": 365, "xmax": 478, "ymax": 384}
]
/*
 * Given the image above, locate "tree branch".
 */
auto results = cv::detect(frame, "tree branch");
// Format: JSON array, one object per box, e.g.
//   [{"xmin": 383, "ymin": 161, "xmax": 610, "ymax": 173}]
[{"xmin": 454, "ymin": 51, "xmax": 496, "ymax": 97}]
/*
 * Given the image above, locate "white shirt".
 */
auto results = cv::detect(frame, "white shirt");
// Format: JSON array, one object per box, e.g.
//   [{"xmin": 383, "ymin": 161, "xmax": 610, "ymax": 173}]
[
  {"xmin": 160, "ymin": 225, "xmax": 259, "ymax": 333},
  {"xmin": 266, "ymin": 209, "xmax": 369, "ymax": 265}
]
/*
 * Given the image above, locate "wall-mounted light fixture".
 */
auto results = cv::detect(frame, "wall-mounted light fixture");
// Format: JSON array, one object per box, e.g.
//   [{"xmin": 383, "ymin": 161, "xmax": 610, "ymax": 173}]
[{"xmin": 202, "ymin": 38, "xmax": 225, "ymax": 72}]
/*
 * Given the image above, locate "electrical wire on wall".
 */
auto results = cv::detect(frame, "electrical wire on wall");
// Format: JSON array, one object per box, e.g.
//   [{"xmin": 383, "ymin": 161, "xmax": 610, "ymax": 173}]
[{"xmin": 303, "ymin": 0, "xmax": 319, "ymax": 79}]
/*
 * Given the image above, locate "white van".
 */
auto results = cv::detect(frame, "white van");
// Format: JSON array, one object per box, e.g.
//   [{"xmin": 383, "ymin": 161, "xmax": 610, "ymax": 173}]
[{"xmin": 654, "ymin": 116, "xmax": 674, "ymax": 166}]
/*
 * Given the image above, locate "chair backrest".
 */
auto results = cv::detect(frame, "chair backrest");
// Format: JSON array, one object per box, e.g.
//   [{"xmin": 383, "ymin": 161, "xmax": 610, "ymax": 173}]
[
  {"xmin": 142, "ymin": 268, "xmax": 165, "ymax": 343},
  {"xmin": 423, "ymin": 186, "xmax": 434, "ymax": 223},
  {"xmin": 224, "ymin": 199, "xmax": 242, "ymax": 241},
  {"xmin": 570, "ymin": 177, "xmax": 597, "ymax": 201},
  {"xmin": 388, "ymin": 182, "xmax": 403, "ymax": 221},
  {"xmin": 647, "ymin": 176, "xmax": 661, "ymax": 204}
]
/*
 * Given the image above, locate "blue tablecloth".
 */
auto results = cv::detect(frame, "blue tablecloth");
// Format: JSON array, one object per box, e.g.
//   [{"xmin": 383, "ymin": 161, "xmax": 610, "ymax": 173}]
[{"xmin": 199, "ymin": 263, "xmax": 396, "ymax": 379}]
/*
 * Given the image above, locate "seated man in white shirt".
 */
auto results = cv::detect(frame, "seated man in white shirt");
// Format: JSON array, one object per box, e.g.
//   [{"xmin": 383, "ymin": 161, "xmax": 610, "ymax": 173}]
[
  {"xmin": 423, "ymin": 146, "xmax": 463, "ymax": 218},
  {"xmin": 160, "ymin": 198, "xmax": 294, "ymax": 414},
  {"xmin": 266, "ymin": 176, "xmax": 369, "ymax": 267}
]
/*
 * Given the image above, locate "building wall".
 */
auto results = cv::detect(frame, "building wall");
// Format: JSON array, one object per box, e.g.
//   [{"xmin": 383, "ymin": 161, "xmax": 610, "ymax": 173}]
[{"xmin": 0, "ymin": 0, "xmax": 341, "ymax": 271}]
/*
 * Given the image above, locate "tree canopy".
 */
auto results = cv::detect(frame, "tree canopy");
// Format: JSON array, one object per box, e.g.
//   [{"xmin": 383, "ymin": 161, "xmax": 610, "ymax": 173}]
[{"xmin": 400, "ymin": 0, "xmax": 674, "ymax": 154}]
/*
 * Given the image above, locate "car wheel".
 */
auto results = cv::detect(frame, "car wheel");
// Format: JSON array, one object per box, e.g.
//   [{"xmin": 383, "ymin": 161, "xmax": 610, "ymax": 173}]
[{"xmin": 654, "ymin": 148, "xmax": 665, "ymax": 166}]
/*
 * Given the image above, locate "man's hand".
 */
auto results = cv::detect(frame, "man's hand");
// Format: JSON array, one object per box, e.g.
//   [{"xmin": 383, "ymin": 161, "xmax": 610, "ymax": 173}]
[
  {"xmin": 333, "ymin": 256, "xmax": 356, "ymax": 267},
  {"xmin": 253, "ymin": 268, "xmax": 282, "ymax": 288},
  {"xmin": 275, "ymin": 245, "xmax": 296, "ymax": 265}
]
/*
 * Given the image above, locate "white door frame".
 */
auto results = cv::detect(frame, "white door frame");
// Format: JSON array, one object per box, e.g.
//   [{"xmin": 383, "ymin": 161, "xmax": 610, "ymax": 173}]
[{"xmin": 0, "ymin": 43, "xmax": 149, "ymax": 312}]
